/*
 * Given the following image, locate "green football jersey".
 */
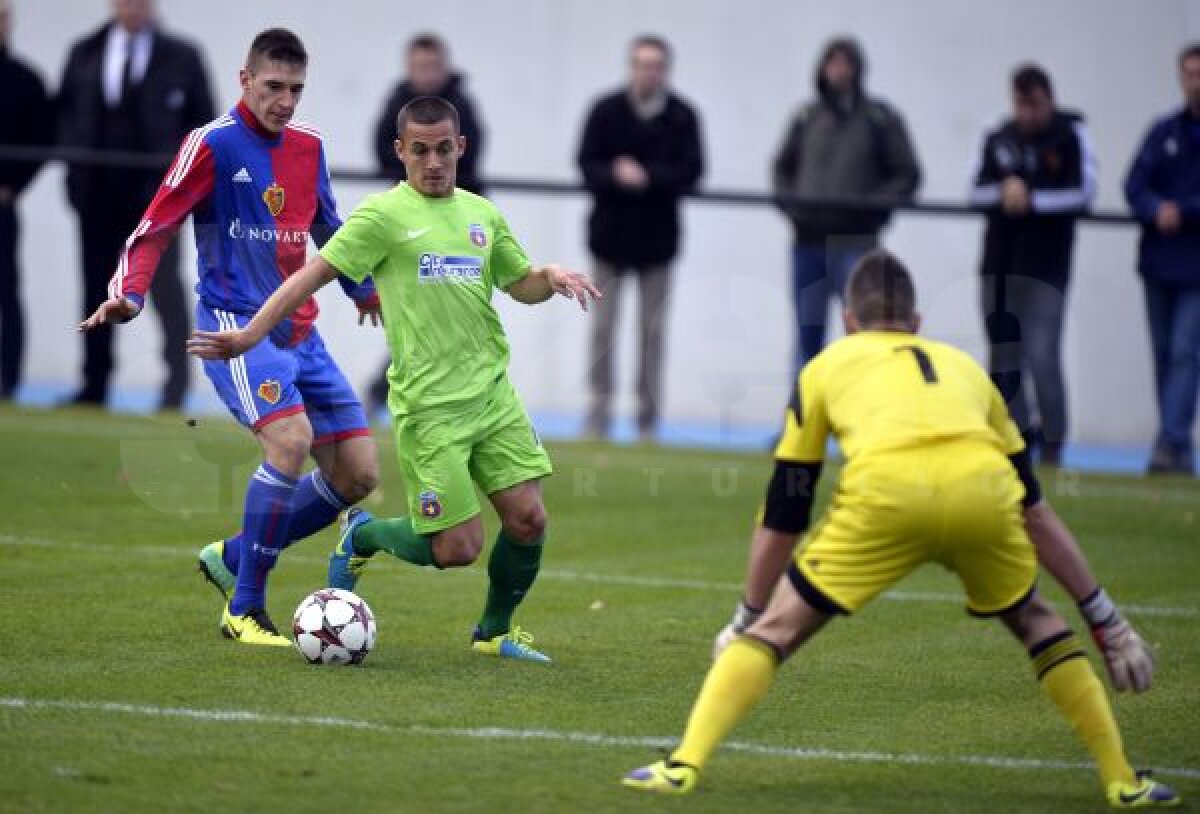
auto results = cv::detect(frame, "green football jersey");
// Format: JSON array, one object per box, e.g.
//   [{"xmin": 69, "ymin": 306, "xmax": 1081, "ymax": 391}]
[{"xmin": 320, "ymin": 183, "xmax": 531, "ymax": 415}]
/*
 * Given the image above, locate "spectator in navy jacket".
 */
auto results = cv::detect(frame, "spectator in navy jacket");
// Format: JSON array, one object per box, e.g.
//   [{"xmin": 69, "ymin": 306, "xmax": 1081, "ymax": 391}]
[{"xmin": 1124, "ymin": 43, "xmax": 1200, "ymax": 476}]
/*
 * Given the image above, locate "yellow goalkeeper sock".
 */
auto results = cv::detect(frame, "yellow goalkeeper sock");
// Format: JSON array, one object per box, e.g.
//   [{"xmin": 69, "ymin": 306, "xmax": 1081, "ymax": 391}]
[
  {"xmin": 671, "ymin": 637, "xmax": 779, "ymax": 769},
  {"xmin": 1033, "ymin": 632, "xmax": 1136, "ymax": 787}
]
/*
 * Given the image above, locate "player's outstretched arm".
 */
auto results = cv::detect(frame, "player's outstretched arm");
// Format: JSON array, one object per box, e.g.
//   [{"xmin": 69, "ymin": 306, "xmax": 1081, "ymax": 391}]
[
  {"xmin": 1025, "ymin": 499, "xmax": 1155, "ymax": 693},
  {"xmin": 187, "ymin": 256, "xmax": 340, "ymax": 360},
  {"xmin": 506, "ymin": 264, "xmax": 602, "ymax": 310}
]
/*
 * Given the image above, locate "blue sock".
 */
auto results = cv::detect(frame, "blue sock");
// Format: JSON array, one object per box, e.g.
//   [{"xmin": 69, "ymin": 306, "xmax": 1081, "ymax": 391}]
[
  {"xmin": 229, "ymin": 462, "xmax": 297, "ymax": 616},
  {"xmin": 288, "ymin": 470, "xmax": 351, "ymax": 541},
  {"xmin": 222, "ymin": 470, "xmax": 350, "ymax": 573}
]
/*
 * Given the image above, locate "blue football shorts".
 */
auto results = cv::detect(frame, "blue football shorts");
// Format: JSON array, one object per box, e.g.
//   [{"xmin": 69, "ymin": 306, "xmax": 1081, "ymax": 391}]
[{"xmin": 196, "ymin": 303, "xmax": 369, "ymax": 446}]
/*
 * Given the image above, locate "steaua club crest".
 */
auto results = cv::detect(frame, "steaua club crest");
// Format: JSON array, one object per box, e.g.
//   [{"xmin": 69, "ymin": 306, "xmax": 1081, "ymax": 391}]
[
  {"xmin": 257, "ymin": 379, "xmax": 282, "ymax": 405},
  {"xmin": 468, "ymin": 223, "xmax": 487, "ymax": 248},
  {"xmin": 262, "ymin": 182, "xmax": 285, "ymax": 217},
  {"xmin": 418, "ymin": 490, "xmax": 443, "ymax": 519}
]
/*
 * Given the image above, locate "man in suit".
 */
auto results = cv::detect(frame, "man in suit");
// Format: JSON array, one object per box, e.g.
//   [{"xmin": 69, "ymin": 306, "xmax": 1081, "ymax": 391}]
[{"xmin": 58, "ymin": 0, "xmax": 214, "ymax": 408}]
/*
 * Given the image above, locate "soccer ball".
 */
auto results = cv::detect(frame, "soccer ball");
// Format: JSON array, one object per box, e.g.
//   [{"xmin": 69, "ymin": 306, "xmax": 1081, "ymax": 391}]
[{"xmin": 292, "ymin": 588, "xmax": 377, "ymax": 666}]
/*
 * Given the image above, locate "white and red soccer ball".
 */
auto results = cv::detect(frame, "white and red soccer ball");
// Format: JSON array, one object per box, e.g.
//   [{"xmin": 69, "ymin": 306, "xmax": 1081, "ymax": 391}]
[{"xmin": 292, "ymin": 589, "xmax": 377, "ymax": 666}]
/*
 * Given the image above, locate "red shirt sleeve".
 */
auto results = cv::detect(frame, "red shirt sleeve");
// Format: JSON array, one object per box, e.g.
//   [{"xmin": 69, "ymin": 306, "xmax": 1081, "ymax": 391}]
[{"xmin": 107, "ymin": 132, "xmax": 215, "ymax": 308}]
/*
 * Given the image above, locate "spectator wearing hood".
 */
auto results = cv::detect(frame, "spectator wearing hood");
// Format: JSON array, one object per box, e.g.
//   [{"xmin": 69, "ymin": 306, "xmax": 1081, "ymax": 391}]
[
  {"xmin": 371, "ymin": 33, "xmax": 485, "ymax": 193},
  {"xmin": 772, "ymin": 37, "xmax": 921, "ymax": 379},
  {"xmin": 366, "ymin": 32, "xmax": 487, "ymax": 414},
  {"xmin": 1125, "ymin": 43, "xmax": 1200, "ymax": 476},
  {"xmin": 970, "ymin": 64, "xmax": 1097, "ymax": 467}
]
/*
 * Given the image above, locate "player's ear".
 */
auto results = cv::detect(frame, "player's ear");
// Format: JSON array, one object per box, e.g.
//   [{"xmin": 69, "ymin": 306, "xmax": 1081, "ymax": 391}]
[
  {"xmin": 393, "ymin": 137, "xmax": 404, "ymax": 162},
  {"xmin": 842, "ymin": 308, "xmax": 859, "ymax": 334},
  {"xmin": 456, "ymin": 134, "xmax": 467, "ymax": 157},
  {"xmin": 910, "ymin": 312, "xmax": 922, "ymax": 334},
  {"xmin": 238, "ymin": 68, "xmax": 252, "ymax": 93}
]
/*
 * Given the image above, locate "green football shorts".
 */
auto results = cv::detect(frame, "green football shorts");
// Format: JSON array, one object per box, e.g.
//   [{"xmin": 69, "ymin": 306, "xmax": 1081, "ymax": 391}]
[{"xmin": 392, "ymin": 377, "xmax": 553, "ymax": 534}]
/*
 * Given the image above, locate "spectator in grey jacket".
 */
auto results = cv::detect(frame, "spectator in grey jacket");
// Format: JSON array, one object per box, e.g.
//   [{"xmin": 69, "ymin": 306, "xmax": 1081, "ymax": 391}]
[{"xmin": 773, "ymin": 37, "xmax": 921, "ymax": 379}]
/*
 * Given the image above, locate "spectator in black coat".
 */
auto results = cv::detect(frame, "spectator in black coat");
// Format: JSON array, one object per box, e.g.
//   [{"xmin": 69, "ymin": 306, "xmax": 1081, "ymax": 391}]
[
  {"xmin": 58, "ymin": 0, "xmax": 214, "ymax": 408},
  {"xmin": 0, "ymin": 0, "xmax": 54, "ymax": 400},
  {"xmin": 366, "ymin": 33, "xmax": 486, "ymax": 414},
  {"xmin": 1125, "ymin": 43, "xmax": 1200, "ymax": 476},
  {"xmin": 371, "ymin": 34, "xmax": 485, "ymax": 193},
  {"xmin": 577, "ymin": 35, "xmax": 704, "ymax": 441},
  {"xmin": 970, "ymin": 64, "xmax": 1096, "ymax": 466}
]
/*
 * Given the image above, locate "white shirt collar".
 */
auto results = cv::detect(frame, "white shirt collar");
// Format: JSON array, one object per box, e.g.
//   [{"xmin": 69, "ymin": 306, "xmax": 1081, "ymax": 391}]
[{"xmin": 103, "ymin": 24, "xmax": 155, "ymax": 107}]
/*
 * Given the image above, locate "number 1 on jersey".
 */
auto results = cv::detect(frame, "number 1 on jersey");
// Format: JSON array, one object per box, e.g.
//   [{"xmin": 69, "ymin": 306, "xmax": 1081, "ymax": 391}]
[{"xmin": 896, "ymin": 345, "xmax": 938, "ymax": 384}]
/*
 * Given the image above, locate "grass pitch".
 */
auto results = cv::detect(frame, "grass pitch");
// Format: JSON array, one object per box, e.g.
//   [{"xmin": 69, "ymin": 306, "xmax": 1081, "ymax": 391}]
[{"xmin": 0, "ymin": 405, "xmax": 1196, "ymax": 813}]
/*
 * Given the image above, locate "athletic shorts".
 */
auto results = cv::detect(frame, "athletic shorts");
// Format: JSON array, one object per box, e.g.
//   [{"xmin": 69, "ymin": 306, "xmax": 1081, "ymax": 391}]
[
  {"xmin": 789, "ymin": 443, "xmax": 1037, "ymax": 617},
  {"xmin": 197, "ymin": 303, "xmax": 369, "ymax": 446},
  {"xmin": 392, "ymin": 376, "xmax": 553, "ymax": 534}
]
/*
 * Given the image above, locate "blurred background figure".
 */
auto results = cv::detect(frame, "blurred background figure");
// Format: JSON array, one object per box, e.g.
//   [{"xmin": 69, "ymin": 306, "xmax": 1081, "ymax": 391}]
[
  {"xmin": 0, "ymin": 0, "xmax": 54, "ymax": 401},
  {"xmin": 772, "ymin": 37, "xmax": 921, "ymax": 381},
  {"xmin": 57, "ymin": 0, "xmax": 213, "ymax": 408},
  {"xmin": 1124, "ymin": 43, "xmax": 1200, "ymax": 477},
  {"xmin": 366, "ymin": 32, "xmax": 486, "ymax": 415},
  {"xmin": 578, "ymin": 34, "xmax": 704, "ymax": 442},
  {"xmin": 971, "ymin": 64, "xmax": 1097, "ymax": 466}
]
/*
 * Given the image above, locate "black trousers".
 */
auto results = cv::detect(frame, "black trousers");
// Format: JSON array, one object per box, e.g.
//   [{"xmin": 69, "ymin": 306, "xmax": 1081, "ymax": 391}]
[
  {"xmin": 0, "ymin": 203, "xmax": 22, "ymax": 397},
  {"xmin": 77, "ymin": 194, "xmax": 189, "ymax": 406}
]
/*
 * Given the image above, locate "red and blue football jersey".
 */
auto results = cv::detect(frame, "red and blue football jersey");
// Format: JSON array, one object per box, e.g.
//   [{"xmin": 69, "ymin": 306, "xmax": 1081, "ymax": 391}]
[{"xmin": 109, "ymin": 101, "xmax": 374, "ymax": 347}]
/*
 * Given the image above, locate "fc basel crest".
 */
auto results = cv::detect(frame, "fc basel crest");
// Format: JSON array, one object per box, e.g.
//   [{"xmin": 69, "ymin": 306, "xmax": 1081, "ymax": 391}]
[
  {"xmin": 418, "ymin": 490, "xmax": 442, "ymax": 519},
  {"xmin": 468, "ymin": 223, "xmax": 487, "ymax": 248},
  {"xmin": 262, "ymin": 182, "xmax": 285, "ymax": 217},
  {"xmin": 257, "ymin": 379, "xmax": 282, "ymax": 405}
]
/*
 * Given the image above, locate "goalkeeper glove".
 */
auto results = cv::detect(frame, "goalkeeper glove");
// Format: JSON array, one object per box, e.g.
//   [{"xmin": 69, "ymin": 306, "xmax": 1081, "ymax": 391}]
[
  {"xmin": 1080, "ymin": 588, "xmax": 1155, "ymax": 693},
  {"xmin": 712, "ymin": 599, "xmax": 762, "ymax": 661},
  {"xmin": 1091, "ymin": 615, "xmax": 1155, "ymax": 693}
]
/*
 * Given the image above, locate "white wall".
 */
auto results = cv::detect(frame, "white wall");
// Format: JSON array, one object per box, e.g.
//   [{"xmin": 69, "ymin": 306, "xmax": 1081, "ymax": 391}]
[{"xmin": 9, "ymin": 0, "xmax": 1197, "ymax": 444}]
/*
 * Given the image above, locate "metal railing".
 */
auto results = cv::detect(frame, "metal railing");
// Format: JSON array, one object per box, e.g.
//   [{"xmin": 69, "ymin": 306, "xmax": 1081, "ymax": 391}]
[{"xmin": 0, "ymin": 143, "xmax": 1139, "ymax": 226}]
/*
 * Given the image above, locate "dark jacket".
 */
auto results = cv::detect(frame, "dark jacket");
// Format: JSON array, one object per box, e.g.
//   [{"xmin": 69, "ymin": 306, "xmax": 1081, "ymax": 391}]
[
  {"xmin": 577, "ymin": 89, "xmax": 704, "ymax": 268},
  {"xmin": 373, "ymin": 73, "xmax": 485, "ymax": 193},
  {"xmin": 971, "ymin": 110, "xmax": 1096, "ymax": 283},
  {"xmin": 57, "ymin": 22, "xmax": 214, "ymax": 210},
  {"xmin": 772, "ymin": 39, "xmax": 921, "ymax": 243},
  {"xmin": 0, "ymin": 46, "xmax": 55, "ymax": 197},
  {"xmin": 1124, "ymin": 108, "xmax": 1200, "ymax": 289}
]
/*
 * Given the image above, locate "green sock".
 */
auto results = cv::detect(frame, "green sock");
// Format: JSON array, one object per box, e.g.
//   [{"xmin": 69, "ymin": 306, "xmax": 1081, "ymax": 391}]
[
  {"xmin": 352, "ymin": 517, "xmax": 435, "ymax": 567},
  {"xmin": 478, "ymin": 530, "xmax": 544, "ymax": 638}
]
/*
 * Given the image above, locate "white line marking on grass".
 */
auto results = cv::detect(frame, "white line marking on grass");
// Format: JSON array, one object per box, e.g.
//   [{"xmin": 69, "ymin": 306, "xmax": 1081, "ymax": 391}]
[
  {"xmin": 0, "ymin": 697, "xmax": 386, "ymax": 730},
  {"xmin": 540, "ymin": 568, "xmax": 741, "ymax": 592},
  {"xmin": 538, "ymin": 570, "xmax": 1200, "ymax": 618},
  {"xmin": 3, "ymin": 535, "xmax": 1197, "ymax": 619},
  {"xmin": 3, "ymin": 697, "xmax": 1197, "ymax": 780}
]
